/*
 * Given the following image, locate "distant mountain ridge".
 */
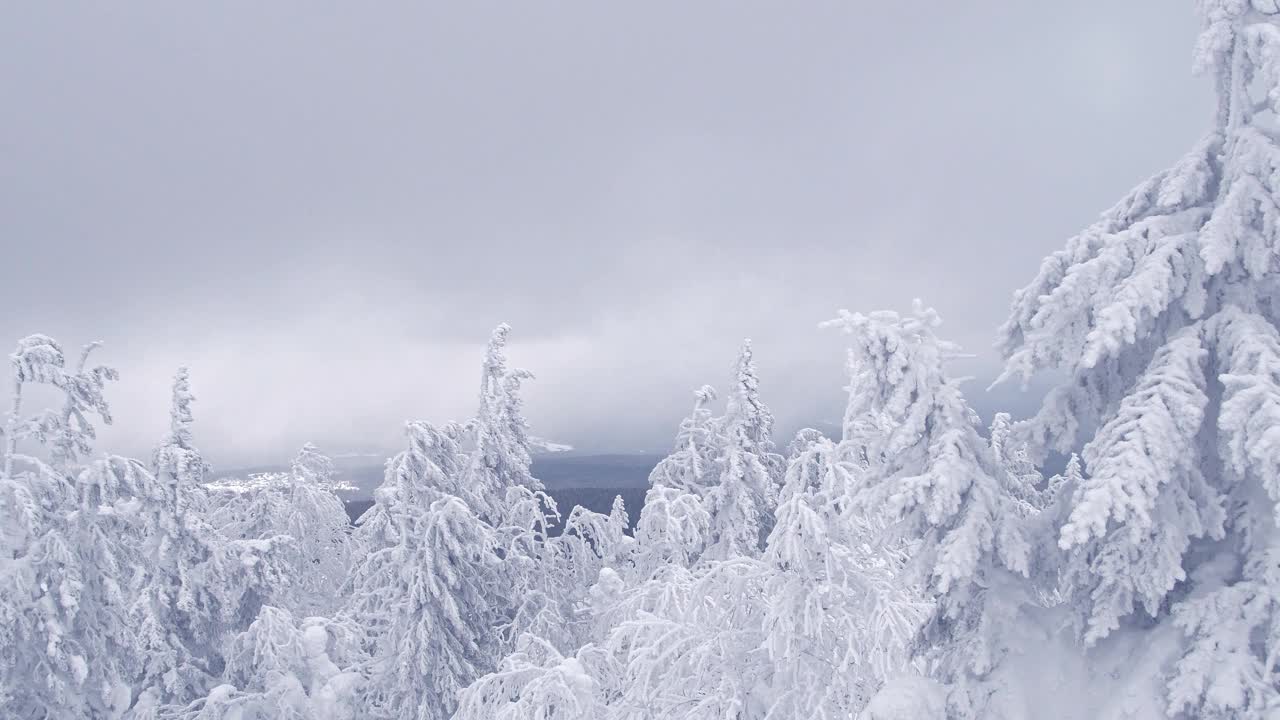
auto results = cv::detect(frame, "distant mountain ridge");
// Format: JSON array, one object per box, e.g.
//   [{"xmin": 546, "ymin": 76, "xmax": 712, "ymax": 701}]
[
  {"xmin": 216, "ymin": 452, "xmax": 660, "ymax": 497},
  {"xmin": 213, "ymin": 453, "xmax": 663, "ymax": 528},
  {"xmin": 330, "ymin": 450, "xmax": 665, "ymax": 525}
]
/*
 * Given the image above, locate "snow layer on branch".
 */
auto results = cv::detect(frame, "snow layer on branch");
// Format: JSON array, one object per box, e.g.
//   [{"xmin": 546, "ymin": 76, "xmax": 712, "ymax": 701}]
[
  {"xmin": 1063, "ymin": 326, "xmax": 1216, "ymax": 549},
  {"xmin": 1167, "ymin": 547, "xmax": 1280, "ymax": 718},
  {"xmin": 1214, "ymin": 307, "xmax": 1280, "ymax": 514},
  {"xmin": 995, "ymin": 137, "xmax": 1218, "ymax": 389}
]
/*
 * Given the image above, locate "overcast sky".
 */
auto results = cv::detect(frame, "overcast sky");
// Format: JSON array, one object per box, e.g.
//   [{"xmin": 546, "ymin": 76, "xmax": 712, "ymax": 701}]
[{"xmin": 0, "ymin": 2, "xmax": 1212, "ymax": 466}]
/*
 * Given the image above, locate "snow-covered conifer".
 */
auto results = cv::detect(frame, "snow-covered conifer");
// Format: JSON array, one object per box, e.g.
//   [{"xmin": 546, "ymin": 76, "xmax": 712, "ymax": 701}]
[
  {"xmin": 492, "ymin": 485, "xmax": 575, "ymax": 650},
  {"xmin": 214, "ymin": 444, "xmax": 352, "ymax": 618},
  {"xmin": 703, "ymin": 341, "xmax": 784, "ymax": 561},
  {"xmin": 781, "ymin": 432, "xmax": 859, "ymax": 520},
  {"xmin": 453, "ymin": 635, "xmax": 602, "ymax": 720},
  {"xmin": 0, "ymin": 336, "xmax": 144, "ymax": 718},
  {"xmin": 46, "ymin": 340, "xmax": 118, "ymax": 473},
  {"xmin": 353, "ymin": 420, "xmax": 469, "ymax": 551},
  {"xmin": 557, "ymin": 506, "xmax": 615, "ymax": 595},
  {"xmin": 291, "ymin": 442, "xmax": 337, "ymax": 490},
  {"xmin": 173, "ymin": 607, "xmax": 361, "ymax": 720},
  {"xmin": 3, "ymin": 457, "xmax": 151, "ymax": 718},
  {"xmin": 646, "ymin": 385, "xmax": 723, "ymax": 496},
  {"xmin": 824, "ymin": 303, "xmax": 1036, "ymax": 712},
  {"xmin": 345, "ymin": 420, "xmax": 467, "ymax": 648},
  {"xmin": 631, "ymin": 484, "xmax": 710, "ymax": 579},
  {"xmin": 988, "ymin": 412, "xmax": 1044, "ymax": 507},
  {"xmin": 601, "ymin": 557, "xmax": 770, "ymax": 718},
  {"xmin": 359, "ymin": 496, "xmax": 501, "ymax": 720},
  {"xmin": 519, "ymin": 499, "xmax": 634, "ymax": 650},
  {"xmin": 280, "ymin": 446, "xmax": 352, "ymax": 616},
  {"xmin": 141, "ymin": 608, "xmax": 361, "ymax": 720},
  {"xmin": 761, "ymin": 485, "xmax": 926, "ymax": 718},
  {"xmin": 151, "ymin": 367, "xmax": 210, "ymax": 515},
  {"xmin": 464, "ymin": 324, "xmax": 542, "ymax": 521},
  {"xmin": 212, "ymin": 443, "xmax": 352, "ymax": 617},
  {"xmin": 132, "ymin": 369, "xmax": 293, "ymax": 708},
  {"xmin": 995, "ymin": 3, "xmax": 1280, "ymax": 712},
  {"xmin": 758, "ymin": 428, "xmax": 928, "ymax": 718},
  {"xmin": 608, "ymin": 494, "xmax": 631, "ymax": 540}
]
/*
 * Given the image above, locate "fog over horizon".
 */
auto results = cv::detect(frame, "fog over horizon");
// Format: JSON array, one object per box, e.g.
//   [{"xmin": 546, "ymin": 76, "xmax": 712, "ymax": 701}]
[{"xmin": 1, "ymin": 2, "xmax": 1211, "ymax": 467}]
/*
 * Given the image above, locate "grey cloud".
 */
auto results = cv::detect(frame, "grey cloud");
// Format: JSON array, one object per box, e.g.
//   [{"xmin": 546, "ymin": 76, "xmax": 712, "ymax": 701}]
[{"xmin": 0, "ymin": 2, "xmax": 1210, "ymax": 466}]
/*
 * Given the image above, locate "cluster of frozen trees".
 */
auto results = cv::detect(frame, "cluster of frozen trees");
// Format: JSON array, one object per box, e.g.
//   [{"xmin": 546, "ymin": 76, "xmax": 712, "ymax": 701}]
[{"xmin": 7, "ymin": 2, "xmax": 1280, "ymax": 717}]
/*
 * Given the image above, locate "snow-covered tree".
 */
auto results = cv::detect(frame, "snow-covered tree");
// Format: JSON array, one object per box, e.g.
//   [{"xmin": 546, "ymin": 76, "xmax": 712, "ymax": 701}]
[
  {"xmin": 0, "ymin": 336, "xmax": 144, "ymax": 718},
  {"xmin": 601, "ymin": 557, "xmax": 771, "ymax": 718},
  {"xmin": 782, "ymin": 431, "xmax": 864, "ymax": 526},
  {"xmin": 207, "ymin": 479, "xmax": 283, "ymax": 546},
  {"xmin": 351, "ymin": 420, "xmax": 469, "ymax": 556},
  {"xmin": 343, "ymin": 336, "xmax": 573, "ymax": 717},
  {"xmin": 490, "ymin": 489, "xmax": 626, "ymax": 656},
  {"xmin": 541, "ymin": 502, "xmax": 633, "ymax": 647},
  {"xmin": 131, "ymin": 369, "xmax": 293, "ymax": 709},
  {"xmin": 464, "ymin": 324, "xmax": 541, "ymax": 522},
  {"xmin": 646, "ymin": 385, "xmax": 723, "ymax": 496},
  {"xmin": 213, "ymin": 444, "xmax": 351, "ymax": 618},
  {"xmin": 631, "ymin": 484, "xmax": 710, "ymax": 579},
  {"xmin": 760, "ymin": 441, "xmax": 928, "ymax": 719},
  {"xmin": 345, "ymin": 419, "xmax": 469, "ymax": 651},
  {"xmin": 468, "ymin": 556, "xmax": 777, "ymax": 718},
  {"xmin": 453, "ymin": 635, "xmax": 603, "ymax": 720},
  {"xmin": 1, "ymin": 336, "xmax": 117, "ymax": 482},
  {"xmin": 3, "ymin": 456, "xmax": 154, "ymax": 719},
  {"xmin": 152, "ymin": 607, "xmax": 361, "ymax": 720},
  {"xmin": 995, "ymin": 3, "xmax": 1280, "ymax": 714},
  {"xmin": 358, "ymin": 496, "xmax": 502, "ymax": 720},
  {"xmin": 280, "ymin": 446, "xmax": 352, "ymax": 616},
  {"xmin": 825, "ymin": 303, "xmax": 1037, "ymax": 714},
  {"xmin": 703, "ymin": 341, "xmax": 784, "ymax": 561},
  {"xmin": 492, "ymin": 485, "xmax": 575, "ymax": 650},
  {"xmin": 291, "ymin": 443, "xmax": 337, "ymax": 491},
  {"xmin": 608, "ymin": 494, "xmax": 631, "ymax": 538},
  {"xmin": 631, "ymin": 384, "xmax": 721, "ymax": 576},
  {"xmin": 151, "ymin": 368, "xmax": 209, "ymax": 510}
]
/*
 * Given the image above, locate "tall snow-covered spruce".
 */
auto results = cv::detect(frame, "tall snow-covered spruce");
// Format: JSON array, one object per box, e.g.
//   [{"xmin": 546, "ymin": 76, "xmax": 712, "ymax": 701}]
[
  {"xmin": 703, "ymin": 341, "xmax": 784, "ymax": 561},
  {"xmin": 359, "ymin": 495, "xmax": 501, "ymax": 720},
  {"xmin": 346, "ymin": 324, "xmax": 576, "ymax": 719},
  {"xmin": 997, "ymin": 2, "xmax": 1280, "ymax": 715},
  {"xmin": 630, "ymin": 385, "xmax": 721, "ymax": 577},
  {"xmin": 131, "ymin": 368, "xmax": 293, "ymax": 713},
  {"xmin": 636, "ymin": 342, "xmax": 783, "ymax": 568},
  {"xmin": 465, "ymin": 323, "xmax": 542, "ymax": 522},
  {"xmin": 825, "ymin": 303, "xmax": 1039, "ymax": 716}
]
